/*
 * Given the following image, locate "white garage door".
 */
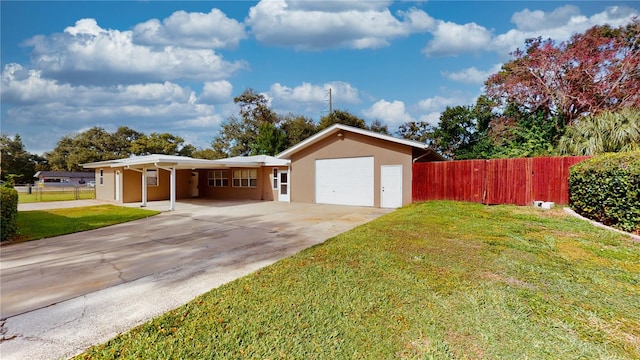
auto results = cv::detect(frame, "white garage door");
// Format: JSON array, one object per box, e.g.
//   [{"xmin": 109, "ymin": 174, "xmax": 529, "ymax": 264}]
[{"xmin": 315, "ymin": 157, "xmax": 374, "ymax": 206}]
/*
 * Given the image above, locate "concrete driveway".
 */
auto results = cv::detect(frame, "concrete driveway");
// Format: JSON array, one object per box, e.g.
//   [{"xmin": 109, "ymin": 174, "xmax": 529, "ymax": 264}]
[{"xmin": 0, "ymin": 200, "xmax": 391, "ymax": 359}]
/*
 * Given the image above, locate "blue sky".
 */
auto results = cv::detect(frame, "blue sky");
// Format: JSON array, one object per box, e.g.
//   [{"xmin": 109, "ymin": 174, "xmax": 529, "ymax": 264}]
[{"xmin": 2, "ymin": 1, "xmax": 638, "ymax": 154}]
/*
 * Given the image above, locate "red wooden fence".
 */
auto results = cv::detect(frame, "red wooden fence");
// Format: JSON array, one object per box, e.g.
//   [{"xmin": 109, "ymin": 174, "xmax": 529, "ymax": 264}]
[{"xmin": 412, "ymin": 156, "xmax": 591, "ymax": 206}]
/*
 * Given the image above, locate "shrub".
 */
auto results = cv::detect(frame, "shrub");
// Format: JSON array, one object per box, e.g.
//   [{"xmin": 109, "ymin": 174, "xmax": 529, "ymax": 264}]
[
  {"xmin": 569, "ymin": 151, "xmax": 640, "ymax": 233},
  {"xmin": 1, "ymin": 186, "xmax": 19, "ymax": 242}
]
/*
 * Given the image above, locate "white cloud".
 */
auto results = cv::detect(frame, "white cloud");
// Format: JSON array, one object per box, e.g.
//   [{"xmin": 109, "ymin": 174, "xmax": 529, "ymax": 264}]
[
  {"xmin": 417, "ymin": 95, "xmax": 462, "ymax": 113},
  {"xmin": 268, "ymin": 81, "xmax": 360, "ymax": 113},
  {"xmin": 418, "ymin": 112, "xmax": 441, "ymax": 126},
  {"xmin": 441, "ymin": 63, "xmax": 502, "ymax": 84},
  {"xmin": 270, "ymin": 82, "xmax": 327, "ymax": 103},
  {"xmin": 414, "ymin": 94, "xmax": 477, "ymax": 125},
  {"xmin": 199, "ymin": 80, "xmax": 233, "ymax": 104},
  {"xmin": 422, "ymin": 5, "xmax": 638, "ymax": 58},
  {"xmin": 510, "ymin": 5, "xmax": 581, "ymax": 32},
  {"xmin": 491, "ymin": 5, "xmax": 638, "ymax": 57},
  {"xmin": 285, "ymin": 1, "xmax": 392, "ymax": 12},
  {"xmin": 362, "ymin": 99, "xmax": 414, "ymax": 126},
  {"xmin": 1, "ymin": 64, "xmax": 74, "ymax": 104},
  {"xmin": 132, "ymin": 9, "xmax": 246, "ymax": 49},
  {"xmin": 1, "ymin": 64, "xmax": 226, "ymax": 153},
  {"xmin": 246, "ymin": 0, "xmax": 434, "ymax": 50},
  {"xmin": 24, "ymin": 18, "xmax": 246, "ymax": 85},
  {"xmin": 422, "ymin": 21, "xmax": 493, "ymax": 57}
]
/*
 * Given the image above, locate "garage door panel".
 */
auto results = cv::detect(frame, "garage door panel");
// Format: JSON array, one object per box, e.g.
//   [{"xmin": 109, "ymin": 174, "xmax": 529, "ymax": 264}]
[{"xmin": 315, "ymin": 157, "xmax": 374, "ymax": 207}]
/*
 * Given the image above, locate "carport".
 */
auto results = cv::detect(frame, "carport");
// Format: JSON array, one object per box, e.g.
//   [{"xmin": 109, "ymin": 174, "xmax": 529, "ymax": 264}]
[{"xmin": 83, "ymin": 155, "xmax": 290, "ymax": 211}]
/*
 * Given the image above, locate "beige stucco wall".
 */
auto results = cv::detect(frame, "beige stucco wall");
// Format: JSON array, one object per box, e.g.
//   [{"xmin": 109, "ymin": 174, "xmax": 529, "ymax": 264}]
[
  {"xmin": 289, "ymin": 132, "xmax": 415, "ymax": 207},
  {"xmin": 195, "ymin": 166, "xmax": 287, "ymax": 201},
  {"xmin": 94, "ymin": 168, "xmax": 116, "ymax": 202}
]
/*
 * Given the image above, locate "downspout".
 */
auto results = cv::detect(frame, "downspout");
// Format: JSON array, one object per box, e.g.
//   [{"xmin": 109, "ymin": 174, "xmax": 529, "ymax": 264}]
[{"xmin": 287, "ymin": 163, "xmax": 291, "ymax": 203}]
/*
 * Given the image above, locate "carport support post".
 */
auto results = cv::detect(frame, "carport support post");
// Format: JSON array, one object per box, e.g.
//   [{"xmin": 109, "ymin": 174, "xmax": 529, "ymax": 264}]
[
  {"xmin": 141, "ymin": 167, "xmax": 147, "ymax": 207},
  {"xmin": 169, "ymin": 166, "xmax": 176, "ymax": 211}
]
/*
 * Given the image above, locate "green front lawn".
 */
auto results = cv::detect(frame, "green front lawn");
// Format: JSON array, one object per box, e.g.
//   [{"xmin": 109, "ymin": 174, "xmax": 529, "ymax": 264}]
[
  {"xmin": 9, "ymin": 205, "xmax": 160, "ymax": 244},
  {"xmin": 78, "ymin": 201, "xmax": 639, "ymax": 359}
]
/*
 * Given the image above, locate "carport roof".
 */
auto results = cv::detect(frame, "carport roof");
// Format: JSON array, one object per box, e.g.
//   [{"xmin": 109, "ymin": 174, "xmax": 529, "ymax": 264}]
[
  {"xmin": 82, "ymin": 154, "xmax": 289, "ymax": 170},
  {"xmin": 212, "ymin": 155, "xmax": 290, "ymax": 167},
  {"xmin": 276, "ymin": 124, "xmax": 445, "ymax": 160}
]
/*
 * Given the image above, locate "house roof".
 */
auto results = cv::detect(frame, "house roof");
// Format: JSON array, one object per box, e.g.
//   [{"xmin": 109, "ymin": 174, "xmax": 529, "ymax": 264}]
[
  {"xmin": 82, "ymin": 154, "xmax": 289, "ymax": 170},
  {"xmin": 276, "ymin": 124, "xmax": 444, "ymax": 160},
  {"xmin": 211, "ymin": 155, "xmax": 290, "ymax": 167},
  {"xmin": 33, "ymin": 171, "xmax": 93, "ymax": 179}
]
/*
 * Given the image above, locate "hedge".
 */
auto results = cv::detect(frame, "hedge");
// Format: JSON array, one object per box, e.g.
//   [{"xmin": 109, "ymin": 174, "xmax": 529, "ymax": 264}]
[
  {"xmin": 569, "ymin": 151, "xmax": 640, "ymax": 233},
  {"xmin": 1, "ymin": 186, "xmax": 19, "ymax": 242}
]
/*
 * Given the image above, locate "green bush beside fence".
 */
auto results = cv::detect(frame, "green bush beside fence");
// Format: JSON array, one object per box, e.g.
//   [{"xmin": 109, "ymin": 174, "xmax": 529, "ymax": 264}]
[
  {"xmin": 569, "ymin": 151, "xmax": 640, "ymax": 233},
  {"xmin": 1, "ymin": 186, "xmax": 19, "ymax": 242}
]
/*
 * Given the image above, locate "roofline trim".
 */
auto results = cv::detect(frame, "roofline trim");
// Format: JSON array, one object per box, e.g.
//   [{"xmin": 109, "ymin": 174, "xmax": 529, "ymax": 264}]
[{"xmin": 276, "ymin": 124, "xmax": 440, "ymax": 159}]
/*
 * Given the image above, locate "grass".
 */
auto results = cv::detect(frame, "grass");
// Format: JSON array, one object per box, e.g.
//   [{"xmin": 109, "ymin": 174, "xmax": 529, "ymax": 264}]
[
  {"xmin": 8, "ymin": 205, "xmax": 160, "ymax": 244},
  {"xmin": 77, "ymin": 201, "xmax": 640, "ymax": 359},
  {"xmin": 19, "ymin": 189, "xmax": 96, "ymax": 203}
]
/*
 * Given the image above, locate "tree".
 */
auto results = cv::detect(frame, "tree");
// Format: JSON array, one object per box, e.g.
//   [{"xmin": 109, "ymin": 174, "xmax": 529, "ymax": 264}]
[
  {"xmin": 368, "ymin": 120, "xmax": 390, "ymax": 135},
  {"xmin": 131, "ymin": 132, "xmax": 188, "ymax": 156},
  {"xmin": 191, "ymin": 148, "xmax": 227, "ymax": 160},
  {"xmin": 431, "ymin": 105, "xmax": 478, "ymax": 159},
  {"xmin": 45, "ymin": 127, "xmax": 198, "ymax": 171},
  {"xmin": 212, "ymin": 88, "xmax": 280, "ymax": 157},
  {"xmin": 558, "ymin": 108, "xmax": 640, "ymax": 155},
  {"xmin": 397, "ymin": 96, "xmax": 496, "ymax": 159},
  {"xmin": 0, "ymin": 134, "xmax": 42, "ymax": 183},
  {"xmin": 485, "ymin": 20, "xmax": 640, "ymax": 126},
  {"xmin": 111, "ymin": 126, "xmax": 144, "ymax": 158},
  {"xmin": 396, "ymin": 121, "xmax": 435, "ymax": 144},
  {"xmin": 250, "ymin": 122, "xmax": 287, "ymax": 156},
  {"xmin": 234, "ymin": 88, "xmax": 279, "ymax": 124},
  {"xmin": 46, "ymin": 127, "xmax": 120, "ymax": 171},
  {"xmin": 45, "ymin": 135, "xmax": 76, "ymax": 171},
  {"xmin": 280, "ymin": 114, "xmax": 318, "ymax": 148},
  {"xmin": 484, "ymin": 105, "xmax": 563, "ymax": 158},
  {"xmin": 318, "ymin": 110, "xmax": 367, "ymax": 130}
]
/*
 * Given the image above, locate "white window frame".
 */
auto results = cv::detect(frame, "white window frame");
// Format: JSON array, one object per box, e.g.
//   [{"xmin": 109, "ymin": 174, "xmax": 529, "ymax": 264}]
[
  {"xmin": 208, "ymin": 170, "xmax": 229, "ymax": 187},
  {"xmin": 99, "ymin": 169, "xmax": 104, "ymax": 185},
  {"xmin": 146, "ymin": 169, "xmax": 158, "ymax": 186},
  {"xmin": 232, "ymin": 169, "xmax": 257, "ymax": 188},
  {"xmin": 272, "ymin": 168, "xmax": 278, "ymax": 190}
]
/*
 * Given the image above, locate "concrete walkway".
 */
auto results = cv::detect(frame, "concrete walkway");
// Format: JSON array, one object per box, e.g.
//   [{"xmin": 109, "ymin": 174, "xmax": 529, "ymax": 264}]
[
  {"xmin": 17, "ymin": 199, "xmax": 105, "ymax": 211},
  {"xmin": 1, "ymin": 200, "xmax": 391, "ymax": 359}
]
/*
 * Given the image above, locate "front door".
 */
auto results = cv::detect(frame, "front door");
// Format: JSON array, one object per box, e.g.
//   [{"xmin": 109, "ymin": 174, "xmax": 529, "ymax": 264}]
[
  {"xmin": 278, "ymin": 170, "xmax": 290, "ymax": 202},
  {"xmin": 381, "ymin": 165, "xmax": 402, "ymax": 208},
  {"xmin": 191, "ymin": 172, "xmax": 199, "ymax": 197}
]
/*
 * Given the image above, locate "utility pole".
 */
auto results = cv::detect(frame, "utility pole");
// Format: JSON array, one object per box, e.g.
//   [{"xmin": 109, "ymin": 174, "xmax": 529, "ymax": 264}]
[{"xmin": 328, "ymin": 88, "xmax": 332, "ymax": 114}]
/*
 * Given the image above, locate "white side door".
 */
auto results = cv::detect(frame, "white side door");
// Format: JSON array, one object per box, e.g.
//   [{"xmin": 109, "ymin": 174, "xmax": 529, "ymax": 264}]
[
  {"xmin": 278, "ymin": 170, "xmax": 290, "ymax": 202},
  {"xmin": 191, "ymin": 172, "xmax": 199, "ymax": 197},
  {"xmin": 381, "ymin": 165, "xmax": 403, "ymax": 208}
]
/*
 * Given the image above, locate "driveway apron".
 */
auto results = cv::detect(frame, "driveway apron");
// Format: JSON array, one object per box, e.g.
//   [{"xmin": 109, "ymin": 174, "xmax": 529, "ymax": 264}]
[{"xmin": 0, "ymin": 200, "xmax": 390, "ymax": 360}]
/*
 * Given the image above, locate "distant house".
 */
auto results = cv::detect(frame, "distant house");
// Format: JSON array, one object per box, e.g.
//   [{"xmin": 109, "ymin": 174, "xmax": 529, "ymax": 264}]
[{"xmin": 33, "ymin": 171, "xmax": 94, "ymax": 186}]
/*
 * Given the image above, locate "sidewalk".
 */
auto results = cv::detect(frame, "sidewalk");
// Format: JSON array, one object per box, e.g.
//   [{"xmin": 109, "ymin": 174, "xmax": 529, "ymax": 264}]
[{"xmin": 17, "ymin": 200, "xmax": 106, "ymax": 211}]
